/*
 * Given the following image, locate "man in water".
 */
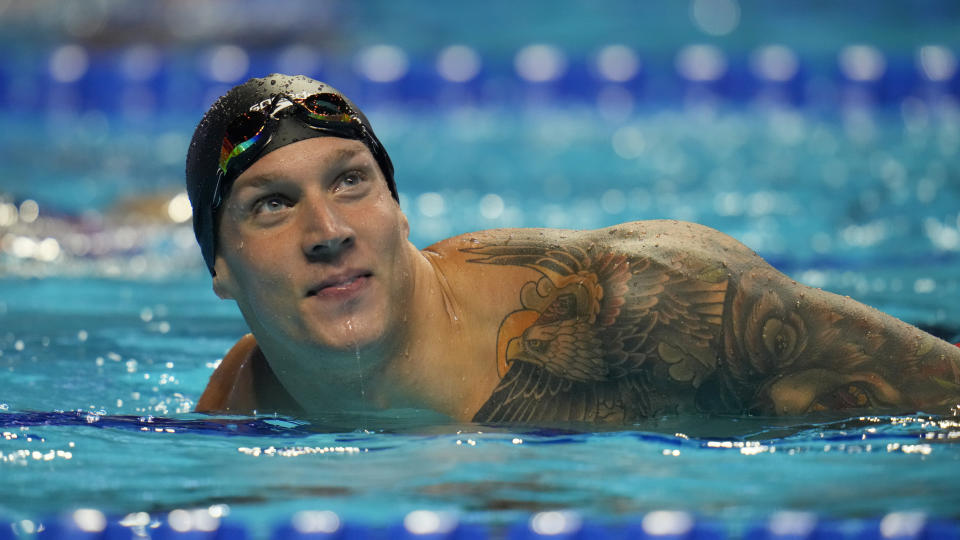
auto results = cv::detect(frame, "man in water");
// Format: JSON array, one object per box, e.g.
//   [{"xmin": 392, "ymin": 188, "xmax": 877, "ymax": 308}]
[{"xmin": 187, "ymin": 74, "xmax": 960, "ymax": 423}]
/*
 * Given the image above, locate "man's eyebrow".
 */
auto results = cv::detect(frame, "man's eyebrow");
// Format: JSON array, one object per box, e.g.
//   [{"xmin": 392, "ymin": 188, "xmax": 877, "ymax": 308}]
[
  {"xmin": 231, "ymin": 174, "xmax": 279, "ymax": 192},
  {"xmin": 232, "ymin": 145, "xmax": 371, "ymax": 191},
  {"xmin": 329, "ymin": 146, "xmax": 368, "ymax": 163}
]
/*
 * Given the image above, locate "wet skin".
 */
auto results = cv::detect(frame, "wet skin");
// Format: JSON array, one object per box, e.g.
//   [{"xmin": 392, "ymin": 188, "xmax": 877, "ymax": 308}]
[
  {"xmin": 212, "ymin": 137, "xmax": 412, "ymax": 355},
  {"xmin": 200, "ymin": 138, "xmax": 960, "ymax": 422},
  {"xmin": 209, "ymin": 137, "xmax": 503, "ymax": 417}
]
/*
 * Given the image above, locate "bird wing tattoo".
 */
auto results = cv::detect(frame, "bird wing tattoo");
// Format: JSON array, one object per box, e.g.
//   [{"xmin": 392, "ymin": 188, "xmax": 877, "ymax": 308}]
[{"xmin": 464, "ymin": 239, "xmax": 729, "ymax": 423}]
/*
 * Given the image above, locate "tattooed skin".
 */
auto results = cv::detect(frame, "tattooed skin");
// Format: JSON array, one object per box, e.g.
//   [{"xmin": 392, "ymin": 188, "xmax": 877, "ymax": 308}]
[{"xmin": 465, "ymin": 232, "xmax": 960, "ymax": 423}]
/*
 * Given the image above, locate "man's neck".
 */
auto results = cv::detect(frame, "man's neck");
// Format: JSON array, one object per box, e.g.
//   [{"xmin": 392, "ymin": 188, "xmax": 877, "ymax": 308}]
[{"xmin": 367, "ymin": 248, "xmax": 470, "ymax": 414}]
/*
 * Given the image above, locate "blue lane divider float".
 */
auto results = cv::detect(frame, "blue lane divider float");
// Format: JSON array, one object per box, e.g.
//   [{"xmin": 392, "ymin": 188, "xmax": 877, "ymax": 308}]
[
  {"xmin": 3, "ymin": 41, "xmax": 958, "ymax": 115},
  {"xmin": 9, "ymin": 509, "xmax": 960, "ymax": 540}
]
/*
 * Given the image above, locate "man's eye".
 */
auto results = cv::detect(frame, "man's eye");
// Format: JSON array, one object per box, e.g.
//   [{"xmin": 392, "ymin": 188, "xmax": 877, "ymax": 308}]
[
  {"xmin": 336, "ymin": 171, "xmax": 366, "ymax": 190},
  {"xmin": 251, "ymin": 195, "xmax": 291, "ymax": 215}
]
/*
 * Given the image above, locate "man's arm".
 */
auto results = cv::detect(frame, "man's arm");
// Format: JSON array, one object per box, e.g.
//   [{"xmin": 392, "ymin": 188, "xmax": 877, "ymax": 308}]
[
  {"xmin": 466, "ymin": 221, "xmax": 960, "ymax": 422},
  {"xmin": 706, "ymin": 262, "xmax": 960, "ymax": 415}
]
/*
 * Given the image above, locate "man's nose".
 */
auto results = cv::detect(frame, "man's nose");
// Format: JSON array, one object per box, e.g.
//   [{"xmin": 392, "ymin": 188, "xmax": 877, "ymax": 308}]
[{"xmin": 300, "ymin": 195, "xmax": 355, "ymax": 262}]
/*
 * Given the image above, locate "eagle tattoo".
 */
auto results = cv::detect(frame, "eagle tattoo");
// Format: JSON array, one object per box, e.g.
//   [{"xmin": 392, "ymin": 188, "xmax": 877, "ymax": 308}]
[{"xmin": 464, "ymin": 240, "xmax": 730, "ymax": 423}]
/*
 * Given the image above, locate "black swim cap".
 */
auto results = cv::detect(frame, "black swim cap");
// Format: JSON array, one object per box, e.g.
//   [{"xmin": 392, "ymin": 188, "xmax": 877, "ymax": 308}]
[{"xmin": 185, "ymin": 74, "xmax": 397, "ymax": 274}]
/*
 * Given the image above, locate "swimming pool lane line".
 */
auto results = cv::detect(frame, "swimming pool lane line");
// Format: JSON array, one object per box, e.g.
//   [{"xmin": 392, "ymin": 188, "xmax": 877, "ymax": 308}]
[{"xmin": 10, "ymin": 509, "xmax": 960, "ymax": 539}]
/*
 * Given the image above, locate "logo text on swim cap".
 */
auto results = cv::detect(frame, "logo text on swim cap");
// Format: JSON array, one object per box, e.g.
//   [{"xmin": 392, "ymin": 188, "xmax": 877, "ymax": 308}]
[{"xmin": 248, "ymin": 91, "xmax": 314, "ymax": 113}]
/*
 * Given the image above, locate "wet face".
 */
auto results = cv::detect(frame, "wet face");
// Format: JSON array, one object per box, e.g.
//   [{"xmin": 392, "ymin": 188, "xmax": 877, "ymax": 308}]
[{"xmin": 211, "ymin": 137, "xmax": 412, "ymax": 353}]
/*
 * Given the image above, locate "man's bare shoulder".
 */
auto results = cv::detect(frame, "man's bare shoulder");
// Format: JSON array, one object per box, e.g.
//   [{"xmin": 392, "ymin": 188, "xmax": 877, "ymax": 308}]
[
  {"xmin": 441, "ymin": 220, "xmax": 960, "ymax": 421},
  {"xmin": 591, "ymin": 220, "xmax": 766, "ymax": 268},
  {"xmin": 423, "ymin": 227, "xmax": 575, "ymax": 255},
  {"xmin": 195, "ymin": 334, "xmax": 260, "ymax": 413},
  {"xmin": 428, "ymin": 221, "xmax": 730, "ymax": 247},
  {"xmin": 195, "ymin": 333, "xmax": 299, "ymax": 415},
  {"xmin": 425, "ymin": 221, "xmax": 766, "ymax": 275}
]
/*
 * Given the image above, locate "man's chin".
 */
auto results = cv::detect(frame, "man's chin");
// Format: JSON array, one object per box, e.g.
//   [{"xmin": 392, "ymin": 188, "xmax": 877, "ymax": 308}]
[{"xmin": 301, "ymin": 317, "xmax": 390, "ymax": 353}]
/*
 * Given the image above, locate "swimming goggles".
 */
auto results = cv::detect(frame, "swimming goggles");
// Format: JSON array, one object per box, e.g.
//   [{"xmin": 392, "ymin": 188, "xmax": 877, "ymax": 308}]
[{"xmin": 212, "ymin": 92, "xmax": 378, "ymax": 210}]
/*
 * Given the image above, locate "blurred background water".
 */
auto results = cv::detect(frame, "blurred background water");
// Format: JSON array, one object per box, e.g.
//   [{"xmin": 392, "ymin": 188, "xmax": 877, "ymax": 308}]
[
  {"xmin": 1, "ymin": 1, "xmax": 960, "ymax": 535},
  {"xmin": 1, "ymin": 1, "xmax": 958, "ymax": 331}
]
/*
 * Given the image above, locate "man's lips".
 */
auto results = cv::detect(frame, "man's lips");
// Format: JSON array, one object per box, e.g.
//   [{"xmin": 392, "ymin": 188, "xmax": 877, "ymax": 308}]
[{"xmin": 307, "ymin": 271, "xmax": 373, "ymax": 298}]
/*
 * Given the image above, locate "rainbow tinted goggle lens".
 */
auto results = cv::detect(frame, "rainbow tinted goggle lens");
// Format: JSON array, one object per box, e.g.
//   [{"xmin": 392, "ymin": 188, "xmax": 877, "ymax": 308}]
[{"xmin": 212, "ymin": 92, "xmax": 366, "ymax": 209}]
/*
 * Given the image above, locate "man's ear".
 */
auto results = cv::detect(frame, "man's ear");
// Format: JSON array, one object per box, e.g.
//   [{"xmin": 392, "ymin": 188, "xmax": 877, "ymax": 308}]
[{"xmin": 211, "ymin": 256, "xmax": 235, "ymax": 300}]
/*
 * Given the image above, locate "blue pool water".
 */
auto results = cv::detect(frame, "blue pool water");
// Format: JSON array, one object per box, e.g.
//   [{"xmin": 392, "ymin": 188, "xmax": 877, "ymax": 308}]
[
  {"xmin": 2, "ymin": 105, "xmax": 960, "ymax": 538},
  {"xmin": 3, "ymin": 2, "xmax": 960, "ymax": 536}
]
